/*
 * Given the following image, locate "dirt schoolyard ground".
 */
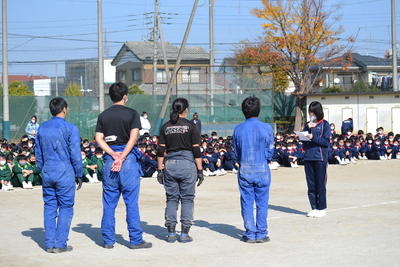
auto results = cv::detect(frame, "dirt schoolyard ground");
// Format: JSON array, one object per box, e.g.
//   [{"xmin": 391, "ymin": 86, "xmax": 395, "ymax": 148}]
[{"xmin": 0, "ymin": 159, "xmax": 399, "ymax": 267}]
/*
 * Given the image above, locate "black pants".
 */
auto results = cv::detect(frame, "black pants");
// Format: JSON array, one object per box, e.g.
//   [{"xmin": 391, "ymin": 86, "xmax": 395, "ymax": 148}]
[{"xmin": 304, "ymin": 160, "xmax": 328, "ymax": 210}]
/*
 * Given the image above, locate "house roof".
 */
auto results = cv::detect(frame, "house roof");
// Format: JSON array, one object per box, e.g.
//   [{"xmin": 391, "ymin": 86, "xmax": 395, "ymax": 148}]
[
  {"xmin": 112, "ymin": 41, "xmax": 209, "ymax": 65},
  {"xmin": 320, "ymin": 53, "xmax": 400, "ymax": 70},
  {"xmin": 0, "ymin": 75, "xmax": 49, "ymax": 83}
]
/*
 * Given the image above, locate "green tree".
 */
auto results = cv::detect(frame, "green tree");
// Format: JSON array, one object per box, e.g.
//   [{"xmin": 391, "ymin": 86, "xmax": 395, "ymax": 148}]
[
  {"xmin": 65, "ymin": 82, "xmax": 83, "ymax": 96},
  {"xmin": 128, "ymin": 84, "xmax": 144, "ymax": 95},
  {"xmin": 0, "ymin": 81, "xmax": 34, "ymax": 96}
]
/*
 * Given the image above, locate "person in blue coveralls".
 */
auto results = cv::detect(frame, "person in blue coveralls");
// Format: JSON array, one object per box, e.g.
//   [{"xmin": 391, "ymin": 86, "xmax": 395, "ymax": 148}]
[
  {"xmin": 35, "ymin": 97, "xmax": 83, "ymax": 253},
  {"xmin": 233, "ymin": 96, "xmax": 274, "ymax": 244},
  {"xmin": 302, "ymin": 101, "xmax": 331, "ymax": 218},
  {"xmin": 95, "ymin": 82, "xmax": 152, "ymax": 250}
]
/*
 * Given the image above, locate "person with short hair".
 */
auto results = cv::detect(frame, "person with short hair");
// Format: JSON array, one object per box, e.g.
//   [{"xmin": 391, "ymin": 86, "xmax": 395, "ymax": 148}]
[
  {"xmin": 35, "ymin": 97, "xmax": 83, "ymax": 253},
  {"xmin": 0, "ymin": 154, "xmax": 13, "ymax": 191},
  {"xmin": 302, "ymin": 101, "xmax": 331, "ymax": 218},
  {"xmin": 95, "ymin": 82, "xmax": 152, "ymax": 250},
  {"xmin": 190, "ymin": 112, "xmax": 202, "ymax": 134},
  {"xmin": 233, "ymin": 96, "xmax": 274, "ymax": 243},
  {"xmin": 13, "ymin": 155, "xmax": 34, "ymax": 189}
]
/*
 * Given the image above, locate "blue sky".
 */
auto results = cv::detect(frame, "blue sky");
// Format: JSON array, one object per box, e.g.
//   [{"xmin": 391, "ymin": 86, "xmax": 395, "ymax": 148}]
[{"xmin": 2, "ymin": 0, "xmax": 399, "ymax": 76}]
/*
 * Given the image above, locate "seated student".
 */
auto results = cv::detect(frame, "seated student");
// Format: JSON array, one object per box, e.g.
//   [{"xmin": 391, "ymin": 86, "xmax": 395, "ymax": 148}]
[
  {"xmin": 382, "ymin": 138, "xmax": 393, "ymax": 160},
  {"xmin": 269, "ymin": 143, "xmax": 281, "ymax": 170},
  {"xmin": 91, "ymin": 148, "xmax": 105, "ymax": 181},
  {"xmin": 328, "ymin": 142, "xmax": 342, "ymax": 165},
  {"xmin": 6, "ymin": 154, "xmax": 15, "ymax": 170},
  {"xmin": 392, "ymin": 139, "xmax": 400, "ymax": 159},
  {"xmin": 387, "ymin": 132, "xmax": 395, "ymax": 145},
  {"xmin": 88, "ymin": 144, "xmax": 96, "ymax": 158},
  {"xmin": 285, "ymin": 142, "xmax": 299, "ymax": 168},
  {"xmin": 28, "ymin": 154, "xmax": 41, "ymax": 186},
  {"xmin": 82, "ymin": 139, "xmax": 90, "ymax": 149},
  {"xmin": 354, "ymin": 139, "xmax": 367, "ymax": 160},
  {"xmin": 200, "ymin": 140, "xmax": 208, "ymax": 153},
  {"xmin": 212, "ymin": 146, "xmax": 227, "ymax": 175},
  {"xmin": 373, "ymin": 136, "xmax": 386, "ymax": 160},
  {"xmin": 357, "ymin": 130, "xmax": 365, "ymax": 140},
  {"xmin": 376, "ymin": 127, "xmax": 386, "ymax": 140},
  {"xmin": 0, "ymin": 154, "xmax": 13, "ymax": 191},
  {"xmin": 140, "ymin": 146, "xmax": 158, "ymax": 178},
  {"xmin": 81, "ymin": 150, "xmax": 100, "ymax": 183},
  {"xmin": 337, "ymin": 139, "xmax": 350, "ymax": 164},
  {"xmin": 27, "ymin": 139, "xmax": 35, "ymax": 152},
  {"xmin": 365, "ymin": 137, "xmax": 379, "ymax": 160},
  {"xmin": 344, "ymin": 139, "xmax": 357, "ymax": 163},
  {"xmin": 202, "ymin": 146, "xmax": 218, "ymax": 177},
  {"xmin": 12, "ymin": 155, "xmax": 34, "ymax": 189},
  {"xmin": 222, "ymin": 143, "xmax": 239, "ymax": 173}
]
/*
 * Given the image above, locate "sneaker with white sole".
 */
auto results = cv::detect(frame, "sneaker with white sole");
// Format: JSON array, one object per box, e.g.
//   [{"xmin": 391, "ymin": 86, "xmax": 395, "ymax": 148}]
[
  {"xmin": 22, "ymin": 181, "xmax": 28, "ymax": 189},
  {"xmin": 27, "ymin": 181, "xmax": 33, "ymax": 189},
  {"xmin": 269, "ymin": 164, "xmax": 277, "ymax": 170},
  {"xmin": 306, "ymin": 210, "xmax": 318, "ymax": 217},
  {"xmin": 233, "ymin": 169, "xmax": 238, "ymax": 174},
  {"xmin": 314, "ymin": 209, "xmax": 326, "ymax": 217}
]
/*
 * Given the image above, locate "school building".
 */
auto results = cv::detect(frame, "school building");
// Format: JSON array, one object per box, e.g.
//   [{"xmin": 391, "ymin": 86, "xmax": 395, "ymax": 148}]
[{"xmin": 306, "ymin": 92, "xmax": 400, "ymax": 134}]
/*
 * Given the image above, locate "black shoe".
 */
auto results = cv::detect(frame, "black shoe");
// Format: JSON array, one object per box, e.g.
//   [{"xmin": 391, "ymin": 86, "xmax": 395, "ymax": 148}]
[
  {"xmin": 129, "ymin": 241, "xmax": 152, "ymax": 250},
  {"xmin": 256, "ymin": 237, "xmax": 271, "ymax": 243},
  {"xmin": 45, "ymin": 248, "xmax": 54, "ymax": 253},
  {"xmin": 166, "ymin": 234, "xmax": 177, "ymax": 243},
  {"xmin": 241, "ymin": 236, "xmax": 256, "ymax": 243},
  {"xmin": 178, "ymin": 234, "xmax": 193, "ymax": 243},
  {"xmin": 53, "ymin": 246, "xmax": 73, "ymax": 253},
  {"xmin": 103, "ymin": 244, "xmax": 114, "ymax": 249}
]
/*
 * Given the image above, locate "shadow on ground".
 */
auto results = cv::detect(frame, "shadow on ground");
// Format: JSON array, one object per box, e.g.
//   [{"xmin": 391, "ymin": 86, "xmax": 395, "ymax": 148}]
[
  {"xmin": 194, "ymin": 220, "xmax": 243, "ymax": 240},
  {"xmin": 268, "ymin": 204, "xmax": 307, "ymax": 215},
  {"xmin": 21, "ymin": 228, "xmax": 46, "ymax": 251}
]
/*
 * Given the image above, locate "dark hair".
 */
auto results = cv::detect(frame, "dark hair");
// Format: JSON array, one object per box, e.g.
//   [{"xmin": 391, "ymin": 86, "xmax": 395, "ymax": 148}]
[
  {"xmin": 31, "ymin": 115, "xmax": 37, "ymax": 121},
  {"xmin": 49, "ymin": 97, "xmax": 68, "ymax": 116},
  {"xmin": 170, "ymin": 98, "xmax": 189, "ymax": 124},
  {"xmin": 141, "ymin": 112, "xmax": 147, "ymax": 116},
  {"xmin": 109, "ymin": 82, "xmax": 128, "ymax": 103},
  {"xmin": 308, "ymin": 101, "xmax": 324, "ymax": 121},
  {"xmin": 242, "ymin": 96, "xmax": 260, "ymax": 119}
]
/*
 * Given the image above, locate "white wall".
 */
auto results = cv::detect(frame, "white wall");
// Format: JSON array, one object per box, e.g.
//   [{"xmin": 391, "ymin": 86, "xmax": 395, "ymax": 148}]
[
  {"xmin": 307, "ymin": 94, "xmax": 400, "ymax": 134},
  {"xmin": 104, "ymin": 59, "xmax": 116, "ymax": 84}
]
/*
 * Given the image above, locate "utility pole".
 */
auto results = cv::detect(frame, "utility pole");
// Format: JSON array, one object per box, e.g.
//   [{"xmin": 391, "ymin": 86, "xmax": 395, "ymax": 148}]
[
  {"xmin": 158, "ymin": 15, "xmax": 171, "ymax": 86},
  {"xmin": 98, "ymin": 0, "xmax": 105, "ymax": 112},
  {"xmin": 2, "ymin": 0, "xmax": 10, "ymax": 140},
  {"xmin": 152, "ymin": 0, "xmax": 159, "ymax": 95},
  {"xmin": 55, "ymin": 63, "xmax": 59, "ymax": 97},
  {"xmin": 391, "ymin": 0, "xmax": 398, "ymax": 91},
  {"xmin": 209, "ymin": 0, "xmax": 215, "ymax": 117},
  {"xmin": 155, "ymin": 0, "xmax": 200, "ymax": 134}
]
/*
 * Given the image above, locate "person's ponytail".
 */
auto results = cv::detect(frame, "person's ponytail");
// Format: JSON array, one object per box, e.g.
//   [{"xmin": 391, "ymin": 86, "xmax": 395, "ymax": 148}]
[{"xmin": 170, "ymin": 98, "xmax": 189, "ymax": 124}]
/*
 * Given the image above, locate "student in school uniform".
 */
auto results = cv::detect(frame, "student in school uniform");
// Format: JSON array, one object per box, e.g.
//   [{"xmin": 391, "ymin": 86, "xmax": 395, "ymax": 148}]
[
  {"xmin": 28, "ymin": 153, "xmax": 42, "ymax": 186},
  {"xmin": 328, "ymin": 143, "xmax": 341, "ymax": 165},
  {"xmin": 391, "ymin": 139, "xmax": 400, "ymax": 159},
  {"xmin": 374, "ymin": 137, "xmax": 386, "ymax": 160},
  {"xmin": 365, "ymin": 137, "xmax": 379, "ymax": 160},
  {"xmin": 91, "ymin": 148, "xmax": 105, "ymax": 181},
  {"xmin": 140, "ymin": 147, "xmax": 158, "ymax": 178},
  {"xmin": 269, "ymin": 143, "xmax": 281, "ymax": 170},
  {"xmin": 81, "ymin": 151, "xmax": 100, "ymax": 183},
  {"xmin": 344, "ymin": 139, "xmax": 357, "ymax": 163},
  {"xmin": 202, "ymin": 146, "xmax": 218, "ymax": 176},
  {"xmin": 301, "ymin": 101, "xmax": 331, "ymax": 218},
  {"xmin": 0, "ymin": 154, "xmax": 13, "ymax": 191},
  {"xmin": 382, "ymin": 138, "xmax": 393, "ymax": 160},
  {"xmin": 222, "ymin": 143, "xmax": 239, "ymax": 173},
  {"xmin": 337, "ymin": 139, "xmax": 348, "ymax": 164},
  {"xmin": 12, "ymin": 155, "xmax": 34, "ymax": 189}
]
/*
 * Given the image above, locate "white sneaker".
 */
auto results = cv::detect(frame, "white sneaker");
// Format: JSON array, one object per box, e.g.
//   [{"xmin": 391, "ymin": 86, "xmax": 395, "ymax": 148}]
[
  {"xmin": 290, "ymin": 162, "xmax": 296, "ymax": 168},
  {"xmin": 233, "ymin": 169, "xmax": 238, "ymax": 174},
  {"xmin": 203, "ymin": 170, "xmax": 210, "ymax": 177},
  {"xmin": 306, "ymin": 210, "xmax": 318, "ymax": 217},
  {"xmin": 93, "ymin": 174, "xmax": 100, "ymax": 183},
  {"xmin": 22, "ymin": 181, "xmax": 28, "ymax": 189},
  {"xmin": 363, "ymin": 156, "xmax": 368, "ymax": 160},
  {"xmin": 339, "ymin": 159, "xmax": 346, "ymax": 165},
  {"xmin": 210, "ymin": 171, "xmax": 217, "ymax": 176},
  {"xmin": 220, "ymin": 169, "xmax": 227, "ymax": 175},
  {"xmin": 152, "ymin": 171, "xmax": 158, "ymax": 178},
  {"xmin": 2, "ymin": 185, "xmax": 7, "ymax": 191},
  {"xmin": 351, "ymin": 158, "xmax": 357, "ymax": 164},
  {"xmin": 7, "ymin": 184, "xmax": 13, "ymax": 191},
  {"xmin": 345, "ymin": 159, "xmax": 350, "ymax": 164},
  {"xmin": 314, "ymin": 209, "xmax": 327, "ymax": 217},
  {"xmin": 379, "ymin": 156, "xmax": 385, "ymax": 160},
  {"xmin": 27, "ymin": 181, "xmax": 33, "ymax": 189},
  {"xmin": 269, "ymin": 163, "xmax": 277, "ymax": 170},
  {"xmin": 397, "ymin": 155, "xmax": 400, "ymax": 160}
]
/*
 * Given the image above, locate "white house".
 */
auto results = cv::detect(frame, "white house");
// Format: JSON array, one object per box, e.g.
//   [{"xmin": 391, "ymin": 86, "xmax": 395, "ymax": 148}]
[{"xmin": 307, "ymin": 92, "xmax": 400, "ymax": 134}]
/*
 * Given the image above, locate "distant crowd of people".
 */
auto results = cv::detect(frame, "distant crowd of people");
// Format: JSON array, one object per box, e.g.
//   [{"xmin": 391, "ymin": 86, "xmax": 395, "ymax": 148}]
[{"xmin": 0, "ymin": 114, "xmax": 399, "ymax": 192}]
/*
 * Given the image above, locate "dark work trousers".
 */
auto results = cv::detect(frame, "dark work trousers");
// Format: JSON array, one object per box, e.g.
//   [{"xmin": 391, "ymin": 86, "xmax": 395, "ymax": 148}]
[
  {"xmin": 304, "ymin": 160, "xmax": 328, "ymax": 210},
  {"xmin": 163, "ymin": 150, "xmax": 197, "ymax": 228}
]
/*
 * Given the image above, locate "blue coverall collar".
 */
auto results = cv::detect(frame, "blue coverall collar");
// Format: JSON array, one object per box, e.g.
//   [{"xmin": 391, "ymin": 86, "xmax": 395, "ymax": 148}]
[
  {"xmin": 52, "ymin": 116, "xmax": 65, "ymax": 120},
  {"xmin": 246, "ymin": 117, "xmax": 259, "ymax": 121}
]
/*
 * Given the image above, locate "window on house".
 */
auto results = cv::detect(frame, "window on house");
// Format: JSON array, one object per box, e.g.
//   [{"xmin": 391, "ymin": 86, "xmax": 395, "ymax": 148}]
[
  {"xmin": 132, "ymin": 69, "xmax": 140, "ymax": 81},
  {"xmin": 117, "ymin": 71, "xmax": 126, "ymax": 82},
  {"xmin": 181, "ymin": 67, "xmax": 200, "ymax": 83},
  {"xmin": 156, "ymin": 69, "xmax": 173, "ymax": 83}
]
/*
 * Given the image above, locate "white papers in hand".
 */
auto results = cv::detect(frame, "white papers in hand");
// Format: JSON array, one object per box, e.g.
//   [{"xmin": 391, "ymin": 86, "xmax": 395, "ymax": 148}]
[{"xmin": 294, "ymin": 131, "xmax": 311, "ymax": 141}]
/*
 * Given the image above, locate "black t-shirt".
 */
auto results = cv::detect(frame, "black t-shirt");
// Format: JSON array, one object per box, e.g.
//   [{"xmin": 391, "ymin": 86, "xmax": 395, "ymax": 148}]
[
  {"xmin": 159, "ymin": 118, "xmax": 200, "ymax": 153},
  {"xmin": 96, "ymin": 105, "xmax": 141, "ymax": 146}
]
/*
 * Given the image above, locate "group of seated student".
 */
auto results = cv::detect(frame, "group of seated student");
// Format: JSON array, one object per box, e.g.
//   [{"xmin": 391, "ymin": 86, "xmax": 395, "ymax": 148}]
[
  {"xmin": 270, "ymin": 125, "xmax": 400, "ymax": 170},
  {"xmin": 137, "ymin": 132, "xmax": 238, "ymax": 178},
  {"xmin": 1, "ymin": 125, "xmax": 399, "ymax": 191}
]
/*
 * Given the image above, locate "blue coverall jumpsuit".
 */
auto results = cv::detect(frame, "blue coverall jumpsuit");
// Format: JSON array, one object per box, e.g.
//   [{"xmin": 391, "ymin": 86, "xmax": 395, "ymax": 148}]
[
  {"xmin": 233, "ymin": 118, "xmax": 274, "ymax": 241},
  {"xmin": 35, "ymin": 117, "xmax": 83, "ymax": 249}
]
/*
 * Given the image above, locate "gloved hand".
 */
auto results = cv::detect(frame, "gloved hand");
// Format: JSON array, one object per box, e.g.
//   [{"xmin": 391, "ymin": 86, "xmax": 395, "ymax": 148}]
[
  {"xmin": 157, "ymin": 170, "xmax": 164, "ymax": 185},
  {"xmin": 76, "ymin": 177, "xmax": 83, "ymax": 191},
  {"xmin": 197, "ymin": 169, "xmax": 204, "ymax": 187}
]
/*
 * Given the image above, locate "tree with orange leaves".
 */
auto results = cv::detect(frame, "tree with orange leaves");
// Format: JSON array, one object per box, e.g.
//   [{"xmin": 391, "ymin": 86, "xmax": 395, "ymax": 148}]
[{"xmin": 237, "ymin": 0, "xmax": 353, "ymax": 130}]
